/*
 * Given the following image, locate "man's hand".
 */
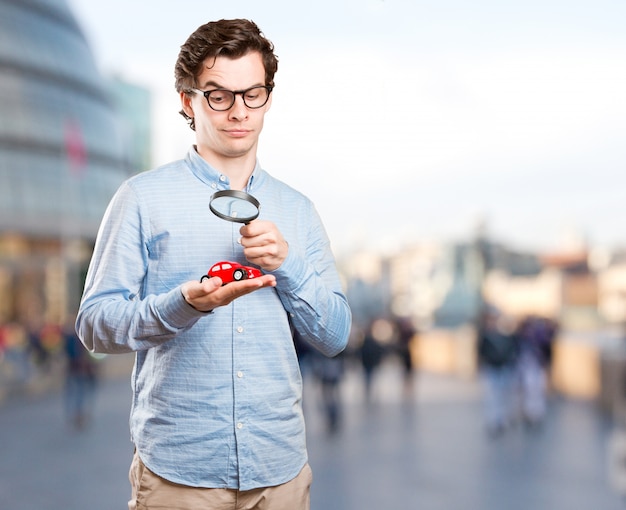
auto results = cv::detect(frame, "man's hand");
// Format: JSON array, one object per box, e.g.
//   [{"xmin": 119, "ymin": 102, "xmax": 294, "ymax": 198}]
[
  {"xmin": 239, "ymin": 220, "xmax": 288, "ymax": 271},
  {"xmin": 181, "ymin": 274, "xmax": 277, "ymax": 312}
]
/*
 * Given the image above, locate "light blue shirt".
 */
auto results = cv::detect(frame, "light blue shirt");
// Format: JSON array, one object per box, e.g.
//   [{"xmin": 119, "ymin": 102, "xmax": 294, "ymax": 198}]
[{"xmin": 76, "ymin": 147, "xmax": 351, "ymax": 490}]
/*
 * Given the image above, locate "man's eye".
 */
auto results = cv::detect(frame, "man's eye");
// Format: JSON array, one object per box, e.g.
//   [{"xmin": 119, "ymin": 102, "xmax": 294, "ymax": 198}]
[{"xmin": 210, "ymin": 91, "xmax": 228, "ymax": 102}]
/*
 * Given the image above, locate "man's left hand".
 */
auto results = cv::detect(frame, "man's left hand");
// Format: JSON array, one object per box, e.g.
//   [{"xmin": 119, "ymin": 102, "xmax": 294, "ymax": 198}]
[{"xmin": 239, "ymin": 220, "xmax": 288, "ymax": 271}]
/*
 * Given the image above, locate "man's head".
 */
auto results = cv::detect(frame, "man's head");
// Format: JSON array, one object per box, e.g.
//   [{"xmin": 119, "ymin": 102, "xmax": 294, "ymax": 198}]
[{"xmin": 175, "ymin": 19, "xmax": 279, "ymax": 130}]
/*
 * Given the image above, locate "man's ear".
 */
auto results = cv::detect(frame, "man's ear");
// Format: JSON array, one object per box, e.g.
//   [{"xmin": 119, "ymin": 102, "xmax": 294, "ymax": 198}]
[{"xmin": 180, "ymin": 91, "xmax": 194, "ymax": 118}]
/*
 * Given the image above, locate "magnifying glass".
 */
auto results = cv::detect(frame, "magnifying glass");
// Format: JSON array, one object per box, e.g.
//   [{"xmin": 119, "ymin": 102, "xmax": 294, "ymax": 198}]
[{"xmin": 209, "ymin": 190, "xmax": 260, "ymax": 224}]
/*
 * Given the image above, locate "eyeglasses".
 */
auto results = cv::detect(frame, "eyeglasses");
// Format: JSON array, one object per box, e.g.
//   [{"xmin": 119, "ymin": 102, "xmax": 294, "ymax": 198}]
[{"xmin": 191, "ymin": 85, "xmax": 273, "ymax": 111}]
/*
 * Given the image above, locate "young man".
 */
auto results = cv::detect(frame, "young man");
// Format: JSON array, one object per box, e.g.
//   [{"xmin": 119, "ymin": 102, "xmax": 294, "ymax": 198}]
[{"xmin": 76, "ymin": 19, "xmax": 351, "ymax": 510}]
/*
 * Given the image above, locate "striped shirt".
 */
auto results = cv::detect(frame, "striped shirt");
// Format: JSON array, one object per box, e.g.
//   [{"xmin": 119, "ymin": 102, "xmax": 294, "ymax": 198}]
[{"xmin": 76, "ymin": 147, "xmax": 351, "ymax": 490}]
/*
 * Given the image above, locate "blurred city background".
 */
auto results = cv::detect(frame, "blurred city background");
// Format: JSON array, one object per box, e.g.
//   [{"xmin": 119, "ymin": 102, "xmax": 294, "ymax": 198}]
[{"xmin": 1, "ymin": 0, "xmax": 626, "ymax": 508}]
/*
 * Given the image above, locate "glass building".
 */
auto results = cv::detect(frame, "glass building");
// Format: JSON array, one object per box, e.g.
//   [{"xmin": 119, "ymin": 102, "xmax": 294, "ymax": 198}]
[{"xmin": 0, "ymin": 0, "xmax": 133, "ymax": 334}]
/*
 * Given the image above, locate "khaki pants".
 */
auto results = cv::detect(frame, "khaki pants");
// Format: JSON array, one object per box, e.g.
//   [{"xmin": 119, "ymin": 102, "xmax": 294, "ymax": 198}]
[{"xmin": 128, "ymin": 450, "xmax": 312, "ymax": 510}]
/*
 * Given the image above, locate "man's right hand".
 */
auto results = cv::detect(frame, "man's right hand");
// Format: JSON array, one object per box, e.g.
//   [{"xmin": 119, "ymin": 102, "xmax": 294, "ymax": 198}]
[{"xmin": 181, "ymin": 274, "xmax": 277, "ymax": 312}]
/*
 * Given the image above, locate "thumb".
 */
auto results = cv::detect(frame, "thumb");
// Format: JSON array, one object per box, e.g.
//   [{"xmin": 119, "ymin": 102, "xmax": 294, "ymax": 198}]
[{"xmin": 199, "ymin": 276, "xmax": 223, "ymax": 292}]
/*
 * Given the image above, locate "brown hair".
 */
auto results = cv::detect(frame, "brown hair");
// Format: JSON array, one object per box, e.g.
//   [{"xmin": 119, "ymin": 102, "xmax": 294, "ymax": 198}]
[{"xmin": 175, "ymin": 19, "xmax": 279, "ymax": 129}]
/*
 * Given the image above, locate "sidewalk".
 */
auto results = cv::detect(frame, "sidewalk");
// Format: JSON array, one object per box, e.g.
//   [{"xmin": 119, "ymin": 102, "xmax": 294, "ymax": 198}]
[
  {"xmin": 0, "ymin": 358, "xmax": 623, "ymax": 510},
  {"xmin": 304, "ymin": 359, "xmax": 624, "ymax": 510}
]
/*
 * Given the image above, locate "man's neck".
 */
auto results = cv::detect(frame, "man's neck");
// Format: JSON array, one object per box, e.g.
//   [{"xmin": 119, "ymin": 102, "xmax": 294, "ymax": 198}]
[{"xmin": 196, "ymin": 146, "xmax": 256, "ymax": 190}]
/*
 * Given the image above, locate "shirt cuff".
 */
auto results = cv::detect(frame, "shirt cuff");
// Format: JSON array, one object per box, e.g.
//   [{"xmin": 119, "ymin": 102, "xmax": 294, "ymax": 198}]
[
  {"xmin": 269, "ymin": 250, "xmax": 308, "ymax": 292},
  {"xmin": 157, "ymin": 286, "xmax": 212, "ymax": 330}
]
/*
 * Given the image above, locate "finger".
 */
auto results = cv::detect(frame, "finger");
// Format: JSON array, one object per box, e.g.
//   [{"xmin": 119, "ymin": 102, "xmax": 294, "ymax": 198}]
[
  {"xmin": 244, "ymin": 243, "xmax": 280, "ymax": 262},
  {"xmin": 239, "ymin": 222, "xmax": 256, "ymax": 237},
  {"xmin": 217, "ymin": 275, "xmax": 276, "ymax": 303},
  {"xmin": 200, "ymin": 276, "xmax": 223, "ymax": 290},
  {"xmin": 184, "ymin": 278, "xmax": 220, "ymax": 301},
  {"xmin": 240, "ymin": 220, "xmax": 273, "ymax": 238},
  {"xmin": 223, "ymin": 274, "xmax": 275, "ymax": 291}
]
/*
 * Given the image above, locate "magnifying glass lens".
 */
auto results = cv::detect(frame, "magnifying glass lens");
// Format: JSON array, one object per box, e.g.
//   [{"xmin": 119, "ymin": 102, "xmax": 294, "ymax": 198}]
[{"xmin": 209, "ymin": 190, "xmax": 260, "ymax": 223}]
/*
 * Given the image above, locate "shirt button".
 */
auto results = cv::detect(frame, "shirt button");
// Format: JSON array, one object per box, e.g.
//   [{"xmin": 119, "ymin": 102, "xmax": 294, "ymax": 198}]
[
  {"xmin": 237, "ymin": 371, "xmax": 244, "ymax": 378},
  {"xmin": 237, "ymin": 326, "xmax": 244, "ymax": 333},
  {"xmin": 219, "ymin": 175, "xmax": 226, "ymax": 182},
  {"xmin": 211, "ymin": 182, "xmax": 217, "ymax": 189},
  {"xmin": 237, "ymin": 422, "xmax": 243, "ymax": 429}
]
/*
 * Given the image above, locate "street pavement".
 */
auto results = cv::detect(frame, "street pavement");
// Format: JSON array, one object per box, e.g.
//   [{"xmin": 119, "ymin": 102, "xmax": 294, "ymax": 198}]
[{"xmin": 0, "ymin": 358, "xmax": 624, "ymax": 510}]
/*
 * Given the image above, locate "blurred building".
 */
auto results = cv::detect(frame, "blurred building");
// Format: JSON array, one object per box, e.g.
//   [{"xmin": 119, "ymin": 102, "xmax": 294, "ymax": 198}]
[
  {"xmin": 343, "ymin": 237, "xmax": 544, "ymax": 330},
  {"xmin": 108, "ymin": 76, "xmax": 152, "ymax": 176},
  {"xmin": 0, "ymin": 0, "xmax": 143, "ymax": 331},
  {"xmin": 340, "ymin": 236, "xmax": 626, "ymax": 399},
  {"xmin": 343, "ymin": 239, "xmax": 605, "ymax": 331}
]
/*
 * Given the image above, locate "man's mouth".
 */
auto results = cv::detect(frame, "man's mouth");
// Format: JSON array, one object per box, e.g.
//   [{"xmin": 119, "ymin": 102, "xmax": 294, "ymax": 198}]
[{"xmin": 225, "ymin": 129, "xmax": 250, "ymax": 137}]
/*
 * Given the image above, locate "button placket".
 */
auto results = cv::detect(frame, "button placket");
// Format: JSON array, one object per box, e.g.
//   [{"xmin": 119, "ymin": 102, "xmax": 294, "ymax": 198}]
[{"xmin": 234, "ymin": 321, "xmax": 247, "ymax": 435}]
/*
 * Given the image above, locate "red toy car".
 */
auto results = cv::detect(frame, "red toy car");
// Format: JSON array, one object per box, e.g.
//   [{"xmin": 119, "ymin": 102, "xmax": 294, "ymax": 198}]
[{"xmin": 201, "ymin": 261, "xmax": 262, "ymax": 285}]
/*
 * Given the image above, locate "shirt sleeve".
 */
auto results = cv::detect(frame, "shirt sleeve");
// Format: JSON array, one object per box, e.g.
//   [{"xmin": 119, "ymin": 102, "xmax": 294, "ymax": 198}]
[
  {"xmin": 76, "ymin": 181, "xmax": 206, "ymax": 354},
  {"xmin": 270, "ymin": 202, "xmax": 351, "ymax": 358}
]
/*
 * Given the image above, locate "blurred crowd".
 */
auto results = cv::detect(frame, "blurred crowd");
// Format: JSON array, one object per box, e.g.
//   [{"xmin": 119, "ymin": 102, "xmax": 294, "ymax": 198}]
[
  {"xmin": 1, "ymin": 306, "xmax": 559, "ymax": 437},
  {"xmin": 295, "ymin": 307, "xmax": 559, "ymax": 440},
  {"xmin": 0, "ymin": 318, "xmax": 99, "ymax": 429},
  {"xmin": 0, "ymin": 320, "xmax": 66, "ymax": 383},
  {"xmin": 476, "ymin": 306, "xmax": 558, "ymax": 437},
  {"xmin": 295, "ymin": 315, "xmax": 419, "ymax": 435}
]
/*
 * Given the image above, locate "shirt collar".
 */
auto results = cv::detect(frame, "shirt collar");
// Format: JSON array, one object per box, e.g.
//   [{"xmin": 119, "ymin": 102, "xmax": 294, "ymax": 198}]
[{"xmin": 185, "ymin": 146, "xmax": 263, "ymax": 193}]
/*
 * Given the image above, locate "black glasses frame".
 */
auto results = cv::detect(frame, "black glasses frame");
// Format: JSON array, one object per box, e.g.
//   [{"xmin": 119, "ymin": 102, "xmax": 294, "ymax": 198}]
[{"xmin": 192, "ymin": 85, "xmax": 273, "ymax": 111}]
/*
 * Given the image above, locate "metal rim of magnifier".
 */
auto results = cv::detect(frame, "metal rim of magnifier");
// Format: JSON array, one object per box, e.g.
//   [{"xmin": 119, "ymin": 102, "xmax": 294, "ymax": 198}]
[{"xmin": 209, "ymin": 189, "xmax": 261, "ymax": 223}]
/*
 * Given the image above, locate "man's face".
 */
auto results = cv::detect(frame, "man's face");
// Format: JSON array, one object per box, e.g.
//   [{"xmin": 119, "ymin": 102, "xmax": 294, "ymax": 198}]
[{"xmin": 182, "ymin": 51, "xmax": 271, "ymax": 164}]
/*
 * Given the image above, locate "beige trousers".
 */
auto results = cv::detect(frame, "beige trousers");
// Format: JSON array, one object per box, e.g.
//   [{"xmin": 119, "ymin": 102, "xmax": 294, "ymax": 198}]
[{"xmin": 128, "ymin": 450, "xmax": 312, "ymax": 510}]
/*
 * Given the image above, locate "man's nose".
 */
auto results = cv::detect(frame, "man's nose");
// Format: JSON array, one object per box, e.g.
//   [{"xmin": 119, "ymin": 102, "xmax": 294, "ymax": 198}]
[{"xmin": 229, "ymin": 94, "xmax": 249, "ymax": 119}]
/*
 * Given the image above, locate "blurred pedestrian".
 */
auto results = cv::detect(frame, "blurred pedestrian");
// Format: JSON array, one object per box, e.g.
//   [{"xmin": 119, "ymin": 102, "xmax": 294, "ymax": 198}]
[
  {"xmin": 477, "ymin": 306, "xmax": 519, "ymax": 437},
  {"xmin": 0, "ymin": 324, "xmax": 5, "ymax": 360},
  {"xmin": 63, "ymin": 319, "xmax": 98, "ymax": 430},
  {"xmin": 2, "ymin": 322, "xmax": 31, "ymax": 383},
  {"xmin": 394, "ymin": 316, "xmax": 417, "ymax": 398},
  {"xmin": 515, "ymin": 315, "xmax": 557, "ymax": 428},
  {"xmin": 311, "ymin": 349, "xmax": 345, "ymax": 434},
  {"xmin": 360, "ymin": 320, "xmax": 386, "ymax": 403},
  {"xmin": 26, "ymin": 321, "xmax": 50, "ymax": 371}
]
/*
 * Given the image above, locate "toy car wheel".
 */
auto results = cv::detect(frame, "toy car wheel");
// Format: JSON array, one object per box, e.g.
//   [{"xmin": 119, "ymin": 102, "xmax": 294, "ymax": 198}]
[
  {"xmin": 233, "ymin": 268, "xmax": 246, "ymax": 281},
  {"xmin": 200, "ymin": 275, "xmax": 210, "ymax": 282}
]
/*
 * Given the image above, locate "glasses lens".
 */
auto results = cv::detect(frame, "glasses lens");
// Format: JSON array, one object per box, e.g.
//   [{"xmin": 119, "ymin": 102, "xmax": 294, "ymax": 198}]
[
  {"xmin": 242, "ymin": 87, "xmax": 270, "ymax": 108},
  {"xmin": 207, "ymin": 90, "xmax": 235, "ymax": 111}
]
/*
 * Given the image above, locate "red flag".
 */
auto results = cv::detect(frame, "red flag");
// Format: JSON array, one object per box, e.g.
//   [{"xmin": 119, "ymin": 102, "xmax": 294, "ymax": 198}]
[{"xmin": 64, "ymin": 118, "xmax": 87, "ymax": 177}]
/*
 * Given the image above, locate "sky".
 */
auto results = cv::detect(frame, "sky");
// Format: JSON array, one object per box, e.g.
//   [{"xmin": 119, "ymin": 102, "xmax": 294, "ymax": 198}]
[{"xmin": 67, "ymin": 0, "xmax": 626, "ymax": 256}]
